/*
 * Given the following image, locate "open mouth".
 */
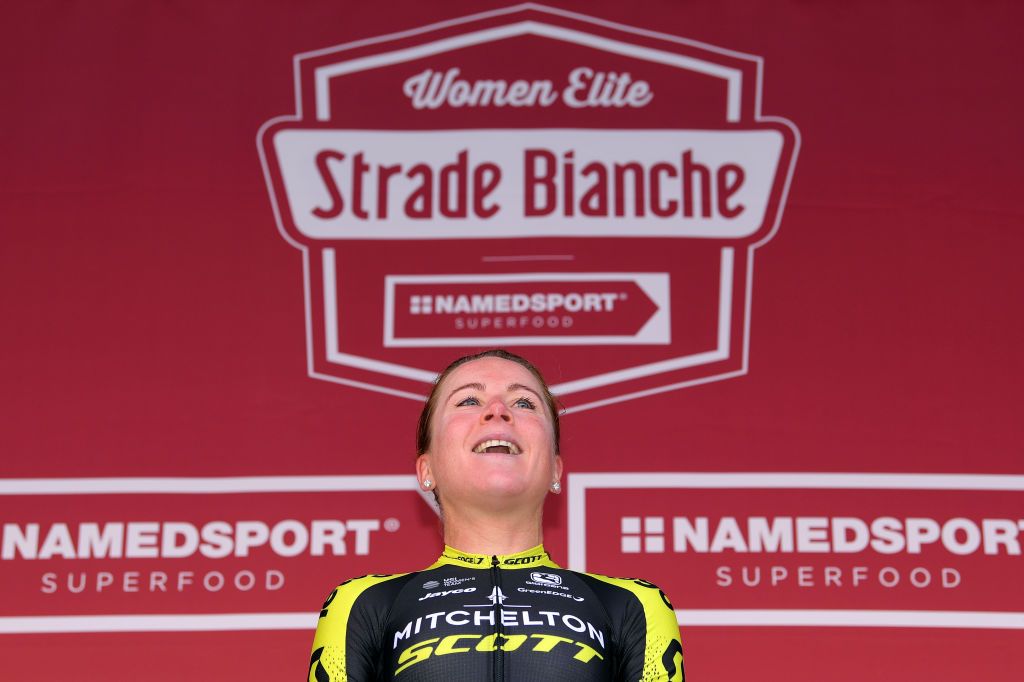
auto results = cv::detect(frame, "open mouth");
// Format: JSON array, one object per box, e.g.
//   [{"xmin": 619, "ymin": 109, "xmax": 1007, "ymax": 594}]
[{"xmin": 472, "ymin": 439, "xmax": 521, "ymax": 455}]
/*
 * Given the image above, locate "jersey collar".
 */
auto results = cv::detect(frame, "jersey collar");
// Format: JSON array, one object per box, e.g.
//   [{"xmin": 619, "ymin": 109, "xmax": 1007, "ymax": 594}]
[{"xmin": 432, "ymin": 544, "xmax": 560, "ymax": 570}]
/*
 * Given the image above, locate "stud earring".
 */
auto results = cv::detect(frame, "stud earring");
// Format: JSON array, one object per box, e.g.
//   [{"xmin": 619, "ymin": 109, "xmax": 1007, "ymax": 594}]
[
  {"xmin": 422, "ymin": 479, "xmax": 432, "ymax": 489},
  {"xmin": 551, "ymin": 481, "xmax": 561, "ymax": 493}
]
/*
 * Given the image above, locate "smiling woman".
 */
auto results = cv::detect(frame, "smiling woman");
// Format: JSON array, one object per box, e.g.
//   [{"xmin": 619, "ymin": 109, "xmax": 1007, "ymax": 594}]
[
  {"xmin": 414, "ymin": 349, "xmax": 563, "ymax": 547},
  {"xmin": 307, "ymin": 350, "xmax": 685, "ymax": 682}
]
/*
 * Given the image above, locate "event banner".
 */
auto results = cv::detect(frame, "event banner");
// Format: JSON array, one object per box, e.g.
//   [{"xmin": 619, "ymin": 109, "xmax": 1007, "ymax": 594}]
[
  {"xmin": 1, "ymin": 2, "xmax": 1021, "ymax": 680},
  {"xmin": 257, "ymin": 4, "xmax": 798, "ymax": 409}
]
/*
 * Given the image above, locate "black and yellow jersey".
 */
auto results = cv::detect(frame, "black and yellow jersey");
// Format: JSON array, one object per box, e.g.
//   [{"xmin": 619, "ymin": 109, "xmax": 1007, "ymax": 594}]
[{"xmin": 308, "ymin": 544, "xmax": 684, "ymax": 681}]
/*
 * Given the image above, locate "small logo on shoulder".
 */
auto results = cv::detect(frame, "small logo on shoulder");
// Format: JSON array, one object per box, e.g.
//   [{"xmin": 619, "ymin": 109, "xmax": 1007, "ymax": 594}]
[
  {"xmin": 418, "ymin": 586, "xmax": 476, "ymax": 601},
  {"xmin": 443, "ymin": 576, "xmax": 475, "ymax": 587},
  {"xmin": 529, "ymin": 571, "xmax": 562, "ymax": 586}
]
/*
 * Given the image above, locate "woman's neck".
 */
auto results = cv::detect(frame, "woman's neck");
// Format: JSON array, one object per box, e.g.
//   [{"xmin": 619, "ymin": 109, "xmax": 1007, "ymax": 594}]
[{"xmin": 441, "ymin": 506, "xmax": 544, "ymax": 556}]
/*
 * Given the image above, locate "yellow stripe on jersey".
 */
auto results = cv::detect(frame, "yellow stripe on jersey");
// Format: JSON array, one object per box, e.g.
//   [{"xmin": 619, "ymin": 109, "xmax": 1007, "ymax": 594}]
[
  {"xmin": 309, "ymin": 573, "xmax": 408, "ymax": 682},
  {"xmin": 585, "ymin": 574, "xmax": 684, "ymax": 682},
  {"xmin": 429, "ymin": 544, "xmax": 561, "ymax": 570}
]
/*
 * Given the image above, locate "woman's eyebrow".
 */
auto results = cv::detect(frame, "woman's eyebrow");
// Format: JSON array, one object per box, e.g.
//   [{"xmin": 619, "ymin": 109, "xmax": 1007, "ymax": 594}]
[
  {"xmin": 508, "ymin": 383, "xmax": 542, "ymax": 401},
  {"xmin": 446, "ymin": 382, "xmax": 485, "ymax": 403}
]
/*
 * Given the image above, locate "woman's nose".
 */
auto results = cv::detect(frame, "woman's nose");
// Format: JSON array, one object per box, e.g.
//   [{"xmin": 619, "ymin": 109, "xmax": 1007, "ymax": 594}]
[{"xmin": 482, "ymin": 399, "xmax": 512, "ymax": 422}]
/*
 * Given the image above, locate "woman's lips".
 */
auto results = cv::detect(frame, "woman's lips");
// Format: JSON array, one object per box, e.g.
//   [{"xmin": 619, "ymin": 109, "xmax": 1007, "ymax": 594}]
[{"xmin": 472, "ymin": 439, "xmax": 521, "ymax": 455}]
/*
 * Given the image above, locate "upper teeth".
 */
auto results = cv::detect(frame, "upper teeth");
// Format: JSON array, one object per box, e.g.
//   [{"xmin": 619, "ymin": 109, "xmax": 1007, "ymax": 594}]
[{"xmin": 474, "ymin": 440, "xmax": 520, "ymax": 455}]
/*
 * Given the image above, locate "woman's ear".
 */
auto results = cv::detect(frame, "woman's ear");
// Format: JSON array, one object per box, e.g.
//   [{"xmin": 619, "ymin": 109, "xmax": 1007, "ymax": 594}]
[
  {"xmin": 415, "ymin": 453, "xmax": 441, "ymax": 517},
  {"xmin": 416, "ymin": 454, "xmax": 432, "ymax": 488}
]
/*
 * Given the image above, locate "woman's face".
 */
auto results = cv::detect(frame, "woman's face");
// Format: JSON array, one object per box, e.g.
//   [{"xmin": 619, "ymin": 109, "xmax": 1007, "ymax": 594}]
[{"xmin": 419, "ymin": 356, "xmax": 561, "ymax": 510}]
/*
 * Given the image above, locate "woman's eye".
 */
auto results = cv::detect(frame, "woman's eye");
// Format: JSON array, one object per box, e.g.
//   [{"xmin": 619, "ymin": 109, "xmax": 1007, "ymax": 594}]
[
  {"xmin": 513, "ymin": 396, "xmax": 536, "ymax": 409},
  {"xmin": 456, "ymin": 396, "xmax": 480, "ymax": 407}
]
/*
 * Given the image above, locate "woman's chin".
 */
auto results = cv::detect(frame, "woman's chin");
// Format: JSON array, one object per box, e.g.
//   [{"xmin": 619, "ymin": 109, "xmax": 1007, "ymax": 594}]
[{"xmin": 464, "ymin": 478, "xmax": 546, "ymax": 504}]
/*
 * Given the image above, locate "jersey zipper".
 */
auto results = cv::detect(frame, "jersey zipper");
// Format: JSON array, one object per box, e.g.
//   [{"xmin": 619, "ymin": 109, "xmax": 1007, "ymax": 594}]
[{"xmin": 491, "ymin": 555, "xmax": 504, "ymax": 682}]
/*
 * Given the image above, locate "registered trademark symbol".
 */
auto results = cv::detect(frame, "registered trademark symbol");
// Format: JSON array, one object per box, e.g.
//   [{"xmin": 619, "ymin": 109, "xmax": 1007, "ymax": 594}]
[
  {"xmin": 384, "ymin": 517, "xmax": 400, "ymax": 532},
  {"xmin": 619, "ymin": 293, "xmax": 628, "ymax": 300}
]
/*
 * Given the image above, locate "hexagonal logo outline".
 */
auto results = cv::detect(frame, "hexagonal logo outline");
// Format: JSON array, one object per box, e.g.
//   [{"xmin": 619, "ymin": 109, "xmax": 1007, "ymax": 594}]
[{"xmin": 257, "ymin": 3, "xmax": 800, "ymax": 412}]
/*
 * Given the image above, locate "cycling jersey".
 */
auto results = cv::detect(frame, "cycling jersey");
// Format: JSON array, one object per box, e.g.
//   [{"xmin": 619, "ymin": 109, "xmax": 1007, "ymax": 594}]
[{"xmin": 308, "ymin": 544, "xmax": 684, "ymax": 681}]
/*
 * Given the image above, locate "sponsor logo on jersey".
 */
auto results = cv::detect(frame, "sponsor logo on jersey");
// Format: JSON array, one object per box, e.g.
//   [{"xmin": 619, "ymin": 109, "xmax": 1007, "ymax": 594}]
[
  {"xmin": 522, "ymin": 571, "xmax": 581, "ymax": 600},
  {"xmin": 392, "ymin": 608, "xmax": 606, "ymax": 652},
  {"xmin": 517, "ymin": 586, "xmax": 585, "ymax": 602},
  {"xmin": 394, "ymin": 632, "xmax": 605, "ymax": 675},
  {"xmin": 443, "ymin": 576, "xmax": 475, "ymax": 587},
  {"xmin": 529, "ymin": 571, "xmax": 562, "ymax": 586},
  {"xmin": 419, "ymin": 586, "xmax": 477, "ymax": 601},
  {"xmin": 502, "ymin": 553, "xmax": 545, "ymax": 566},
  {"xmin": 464, "ymin": 586, "xmax": 528, "ymax": 609}
]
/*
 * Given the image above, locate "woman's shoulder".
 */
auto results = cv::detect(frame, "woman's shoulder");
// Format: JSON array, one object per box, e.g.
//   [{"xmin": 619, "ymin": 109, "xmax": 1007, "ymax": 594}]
[
  {"xmin": 570, "ymin": 570, "xmax": 683, "ymax": 677},
  {"xmin": 332, "ymin": 571, "xmax": 413, "ymax": 593},
  {"xmin": 310, "ymin": 571, "xmax": 420, "ymax": 679},
  {"xmin": 570, "ymin": 568, "xmax": 668, "ymax": 592},
  {"xmin": 313, "ymin": 571, "xmax": 417, "ymax": 638},
  {"xmin": 568, "ymin": 570, "xmax": 677, "ymax": 616},
  {"xmin": 319, "ymin": 571, "xmax": 415, "ymax": 612}
]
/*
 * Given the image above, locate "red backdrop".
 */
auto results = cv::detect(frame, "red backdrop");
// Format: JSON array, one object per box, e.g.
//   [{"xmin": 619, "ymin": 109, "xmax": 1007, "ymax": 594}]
[{"xmin": 2, "ymin": 1, "xmax": 1022, "ymax": 680}]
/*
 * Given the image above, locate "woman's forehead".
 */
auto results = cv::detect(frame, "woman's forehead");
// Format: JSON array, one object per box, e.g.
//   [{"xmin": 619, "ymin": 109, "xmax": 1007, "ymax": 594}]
[{"xmin": 441, "ymin": 356, "xmax": 541, "ymax": 393}]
